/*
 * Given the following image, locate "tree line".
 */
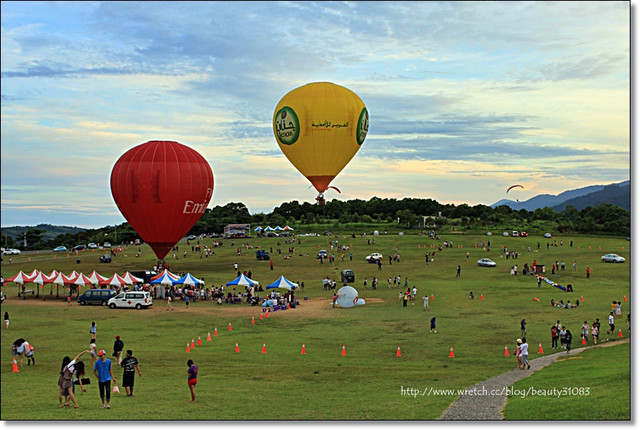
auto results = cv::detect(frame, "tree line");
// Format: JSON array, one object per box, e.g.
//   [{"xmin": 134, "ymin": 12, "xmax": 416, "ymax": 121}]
[{"xmin": 2, "ymin": 198, "xmax": 630, "ymax": 251}]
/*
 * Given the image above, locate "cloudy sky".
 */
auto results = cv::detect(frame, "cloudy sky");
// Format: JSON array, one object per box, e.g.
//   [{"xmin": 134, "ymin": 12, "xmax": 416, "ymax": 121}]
[{"xmin": 1, "ymin": 1, "xmax": 631, "ymax": 228}]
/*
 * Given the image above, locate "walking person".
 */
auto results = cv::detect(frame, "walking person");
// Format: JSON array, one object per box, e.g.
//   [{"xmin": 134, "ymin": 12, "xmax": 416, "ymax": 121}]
[
  {"xmin": 167, "ymin": 295, "xmax": 174, "ymax": 311},
  {"xmin": 607, "ymin": 312, "xmax": 615, "ymax": 337},
  {"xmin": 565, "ymin": 329, "xmax": 573, "ymax": 354},
  {"xmin": 113, "ymin": 335, "xmax": 124, "ymax": 365},
  {"xmin": 520, "ymin": 319, "xmax": 527, "ymax": 337},
  {"xmin": 58, "ymin": 350, "xmax": 89, "ymax": 408},
  {"xmin": 90, "ymin": 321, "xmax": 97, "ymax": 341},
  {"xmin": 591, "ymin": 321, "xmax": 599, "ymax": 345},
  {"xmin": 4, "ymin": 311, "xmax": 8, "ymax": 329},
  {"xmin": 120, "ymin": 350, "xmax": 141, "ymax": 397},
  {"xmin": 551, "ymin": 325, "xmax": 559, "ymax": 349},
  {"xmin": 94, "ymin": 349, "xmax": 116, "ymax": 409},
  {"xmin": 430, "ymin": 316, "xmax": 437, "ymax": 333},
  {"xmin": 456, "ymin": 265, "xmax": 461, "ymax": 277},
  {"xmin": 332, "ymin": 292, "xmax": 337, "ymax": 308},
  {"xmin": 187, "ymin": 359, "xmax": 198, "ymax": 403},
  {"xmin": 423, "ymin": 294, "xmax": 430, "ymax": 311},
  {"xmin": 89, "ymin": 340, "xmax": 98, "ymax": 365},
  {"xmin": 514, "ymin": 339, "xmax": 522, "ymax": 369},
  {"xmin": 520, "ymin": 338, "xmax": 530, "ymax": 370},
  {"xmin": 581, "ymin": 321, "xmax": 590, "ymax": 344}
]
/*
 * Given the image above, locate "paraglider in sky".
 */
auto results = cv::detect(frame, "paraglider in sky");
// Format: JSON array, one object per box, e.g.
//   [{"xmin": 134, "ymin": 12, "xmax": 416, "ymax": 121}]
[
  {"xmin": 273, "ymin": 82, "xmax": 369, "ymax": 205},
  {"xmin": 110, "ymin": 140, "xmax": 214, "ymax": 260},
  {"xmin": 506, "ymin": 184, "xmax": 524, "ymax": 193}
]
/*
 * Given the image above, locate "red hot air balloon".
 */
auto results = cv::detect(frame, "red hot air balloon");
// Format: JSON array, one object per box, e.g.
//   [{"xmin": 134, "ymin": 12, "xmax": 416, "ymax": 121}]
[{"xmin": 110, "ymin": 140, "xmax": 214, "ymax": 260}]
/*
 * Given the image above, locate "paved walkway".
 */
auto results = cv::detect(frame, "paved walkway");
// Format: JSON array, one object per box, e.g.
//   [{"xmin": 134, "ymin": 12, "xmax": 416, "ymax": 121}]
[{"xmin": 438, "ymin": 338, "xmax": 629, "ymax": 421}]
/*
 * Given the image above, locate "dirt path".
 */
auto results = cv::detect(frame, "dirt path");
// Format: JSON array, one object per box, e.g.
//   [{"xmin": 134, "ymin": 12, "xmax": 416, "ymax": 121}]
[
  {"xmin": 438, "ymin": 337, "xmax": 630, "ymax": 420},
  {"xmin": 1, "ymin": 295, "xmax": 385, "ymax": 318}
]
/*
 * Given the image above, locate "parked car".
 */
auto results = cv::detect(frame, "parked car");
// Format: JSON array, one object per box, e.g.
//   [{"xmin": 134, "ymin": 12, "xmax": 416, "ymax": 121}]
[
  {"xmin": 341, "ymin": 269, "xmax": 355, "ymax": 283},
  {"xmin": 2, "ymin": 248, "xmax": 21, "ymax": 255},
  {"xmin": 477, "ymin": 258, "xmax": 497, "ymax": 267},
  {"xmin": 264, "ymin": 232, "xmax": 279, "ymax": 237},
  {"xmin": 87, "ymin": 243, "xmax": 98, "ymax": 249},
  {"xmin": 53, "ymin": 246, "xmax": 68, "ymax": 252},
  {"xmin": 317, "ymin": 250, "xmax": 328, "ymax": 259},
  {"xmin": 519, "ymin": 231, "xmax": 528, "ymax": 237},
  {"xmin": 365, "ymin": 253, "xmax": 383, "ymax": 263},
  {"xmin": 187, "ymin": 235, "xmax": 197, "ymax": 240},
  {"xmin": 77, "ymin": 289, "xmax": 117, "ymax": 306},
  {"xmin": 256, "ymin": 250, "xmax": 270, "ymax": 261},
  {"xmin": 543, "ymin": 233, "xmax": 552, "ymax": 238},
  {"xmin": 108, "ymin": 291, "xmax": 153, "ymax": 309},
  {"xmin": 73, "ymin": 244, "xmax": 86, "ymax": 251},
  {"xmin": 601, "ymin": 254, "xmax": 625, "ymax": 263},
  {"xmin": 103, "ymin": 242, "xmax": 111, "ymax": 248},
  {"xmin": 99, "ymin": 254, "xmax": 112, "ymax": 263}
]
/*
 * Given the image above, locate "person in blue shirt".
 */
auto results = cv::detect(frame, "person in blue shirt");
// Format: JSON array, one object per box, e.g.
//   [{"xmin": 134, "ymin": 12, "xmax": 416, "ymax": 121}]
[{"xmin": 93, "ymin": 350, "xmax": 116, "ymax": 409}]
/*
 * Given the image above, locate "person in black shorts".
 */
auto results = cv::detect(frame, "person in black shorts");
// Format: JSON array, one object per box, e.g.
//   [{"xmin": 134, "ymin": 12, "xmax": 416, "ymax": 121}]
[{"xmin": 120, "ymin": 350, "xmax": 141, "ymax": 397}]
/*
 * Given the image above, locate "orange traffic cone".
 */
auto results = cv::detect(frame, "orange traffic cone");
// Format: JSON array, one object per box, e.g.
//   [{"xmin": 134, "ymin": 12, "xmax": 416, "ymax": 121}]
[
  {"xmin": 618, "ymin": 329, "xmax": 623, "ymax": 338},
  {"xmin": 12, "ymin": 358, "xmax": 19, "ymax": 372},
  {"xmin": 396, "ymin": 346, "xmax": 402, "ymax": 357},
  {"xmin": 266, "ymin": 310, "xmax": 270, "ymax": 318},
  {"xmin": 260, "ymin": 313, "xmax": 264, "ymax": 320},
  {"xmin": 261, "ymin": 343, "xmax": 267, "ymax": 354},
  {"xmin": 228, "ymin": 322, "xmax": 232, "ymax": 331},
  {"xmin": 207, "ymin": 332, "xmax": 212, "ymax": 341},
  {"xmin": 185, "ymin": 343, "xmax": 191, "ymax": 353},
  {"xmin": 623, "ymin": 295, "xmax": 627, "ymax": 302},
  {"xmin": 430, "ymin": 294, "xmax": 434, "ymax": 300},
  {"xmin": 287, "ymin": 303, "xmax": 290, "ymax": 309},
  {"xmin": 235, "ymin": 342, "xmax": 240, "ymax": 353},
  {"xmin": 538, "ymin": 343, "xmax": 543, "ymax": 354},
  {"xmin": 480, "ymin": 294, "xmax": 484, "ymax": 301},
  {"xmin": 191, "ymin": 339, "xmax": 195, "ymax": 348},
  {"xmin": 197, "ymin": 336, "xmax": 202, "ymax": 346},
  {"xmin": 533, "ymin": 297, "xmax": 539, "ymax": 301},
  {"xmin": 251, "ymin": 317, "xmax": 255, "ymax": 325},
  {"xmin": 301, "ymin": 344, "xmax": 307, "ymax": 355},
  {"xmin": 504, "ymin": 345, "xmax": 509, "ymax": 356},
  {"xmin": 582, "ymin": 336, "xmax": 587, "ymax": 345},
  {"xmin": 341, "ymin": 344, "xmax": 347, "ymax": 356},
  {"xmin": 214, "ymin": 327, "xmax": 218, "ymax": 336},
  {"xmin": 448, "ymin": 346, "xmax": 455, "ymax": 358},
  {"xmin": 580, "ymin": 295, "xmax": 584, "ymax": 302}
]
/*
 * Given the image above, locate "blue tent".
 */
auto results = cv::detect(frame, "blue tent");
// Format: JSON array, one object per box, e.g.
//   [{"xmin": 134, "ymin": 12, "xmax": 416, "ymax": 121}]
[
  {"xmin": 264, "ymin": 226, "xmax": 273, "ymax": 231},
  {"xmin": 150, "ymin": 272, "xmax": 178, "ymax": 286},
  {"xmin": 254, "ymin": 226, "xmax": 262, "ymax": 232},
  {"xmin": 174, "ymin": 273, "xmax": 204, "ymax": 287},
  {"xmin": 226, "ymin": 273, "xmax": 259, "ymax": 287},
  {"xmin": 266, "ymin": 275, "xmax": 298, "ymax": 291}
]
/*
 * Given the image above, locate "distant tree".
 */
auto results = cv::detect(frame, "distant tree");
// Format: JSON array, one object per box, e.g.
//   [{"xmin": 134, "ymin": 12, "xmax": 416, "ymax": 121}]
[{"xmin": 25, "ymin": 229, "xmax": 46, "ymax": 250}]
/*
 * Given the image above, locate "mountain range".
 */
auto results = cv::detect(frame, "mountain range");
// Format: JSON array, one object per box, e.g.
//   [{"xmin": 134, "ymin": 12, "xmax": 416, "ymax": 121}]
[{"xmin": 491, "ymin": 180, "xmax": 630, "ymax": 212}]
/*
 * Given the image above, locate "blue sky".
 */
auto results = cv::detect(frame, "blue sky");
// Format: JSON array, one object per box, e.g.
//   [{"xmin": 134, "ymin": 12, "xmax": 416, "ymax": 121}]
[{"xmin": 1, "ymin": 1, "xmax": 631, "ymax": 228}]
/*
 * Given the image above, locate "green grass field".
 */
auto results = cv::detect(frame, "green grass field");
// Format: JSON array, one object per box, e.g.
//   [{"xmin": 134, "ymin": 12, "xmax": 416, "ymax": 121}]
[{"xmin": 0, "ymin": 231, "xmax": 631, "ymax": 420}]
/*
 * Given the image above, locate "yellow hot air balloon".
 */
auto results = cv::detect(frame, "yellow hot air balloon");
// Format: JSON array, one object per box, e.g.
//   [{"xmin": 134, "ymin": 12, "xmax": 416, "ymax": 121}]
[{"xmin": 273, "ymin": 82, "xmax": 369, "ymax": 205}]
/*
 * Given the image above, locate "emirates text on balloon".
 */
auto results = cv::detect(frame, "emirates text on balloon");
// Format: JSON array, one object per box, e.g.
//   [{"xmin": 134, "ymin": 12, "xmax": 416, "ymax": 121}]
[{"xmin": 182, "ymin": 200, "xmax": 208, "ymax": 214}]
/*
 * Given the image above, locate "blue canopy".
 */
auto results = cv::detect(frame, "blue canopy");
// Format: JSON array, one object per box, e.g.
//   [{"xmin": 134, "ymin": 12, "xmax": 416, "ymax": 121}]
[
  {"xmin": 226, "ymin": 273, "xmax": 259, "ymax": 287},
  {"xmin": 266, "ymin": 275, "xmax": 298, "ymax": 291},
  {"xmin": 264, "ymin": 226, "xmax": 273, "ymax": 231},
  {"xmin": 174, "ymin": 273, "xmax": 204, "ymax": 287},
  {"xmin": 254, "ymin": 226, "xmax": 262, "ymax": 231},
  {"xmin": 274, "ymin": 226, "xmax": 283, "ymax": 231},
  {"xmin": 150, "ymin": 272, "xmax": 178, "ymax": 286}
]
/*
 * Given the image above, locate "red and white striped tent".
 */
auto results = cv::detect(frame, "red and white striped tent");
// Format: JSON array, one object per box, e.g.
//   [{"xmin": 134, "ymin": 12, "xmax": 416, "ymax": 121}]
[
  {"xmin": 99, "ymin": 273, "xmax": 128, "ymax": 288},
  {"xmin": 121, "ymin": 272, "xmax": 144, "ymax": 285},
  {"xmin": 86, "ymin": 270, "xmax": 108, "ymax": 286}
]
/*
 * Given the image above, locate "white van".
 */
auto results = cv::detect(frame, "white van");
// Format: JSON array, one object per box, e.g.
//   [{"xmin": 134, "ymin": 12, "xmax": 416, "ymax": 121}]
[{"xmin": 108, "ymin": 291, "xmax": 153, "ymax": 309}]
